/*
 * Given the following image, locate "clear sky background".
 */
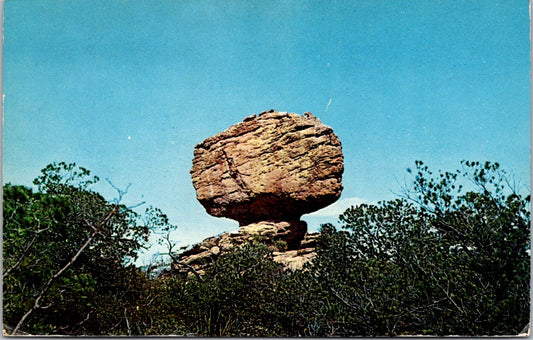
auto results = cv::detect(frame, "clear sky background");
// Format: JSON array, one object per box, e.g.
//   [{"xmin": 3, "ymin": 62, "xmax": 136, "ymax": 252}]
[{"xmin": 3, "ymin": 0, "xmax": 530, "ymax": 264}]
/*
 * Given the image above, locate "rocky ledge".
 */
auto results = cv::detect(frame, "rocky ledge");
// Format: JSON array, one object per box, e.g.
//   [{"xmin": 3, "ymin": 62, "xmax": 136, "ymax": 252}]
[{"xmin": 170, "ymin": 225, "xmax": 320, "ymax": 276}]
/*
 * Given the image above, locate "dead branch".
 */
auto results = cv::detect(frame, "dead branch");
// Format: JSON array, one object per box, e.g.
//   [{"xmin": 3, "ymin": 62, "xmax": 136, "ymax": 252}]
[{"xmin": 11, "ymin": 206, "xmax": 118, "ymax": 335}]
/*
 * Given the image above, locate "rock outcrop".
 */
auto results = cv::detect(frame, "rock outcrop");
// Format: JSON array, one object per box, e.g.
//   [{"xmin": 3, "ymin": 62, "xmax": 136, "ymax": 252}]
[
  {"xmin": 172, "ymin": 230, "xmax": 320, "ymax": 274},
  {"xmin": 179, "ymin": 110, "xmax": 343, "ymax": 275},
  {"xmin": 190, "ymin": 110, "xmax": 343, "ymax": 246}
]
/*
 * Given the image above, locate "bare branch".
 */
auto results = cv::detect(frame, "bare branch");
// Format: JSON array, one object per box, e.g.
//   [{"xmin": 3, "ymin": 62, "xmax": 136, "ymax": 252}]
[
  {"xmin": 3, "ymin": 235, "xmax": 38, "ymax": 279},
  {"xmin": 11, "ymin": 206, "xmax": 119, "ymax": 335},
  {"xmin": 174, "ymin": 261, "xmax": 205, "ymax": 281},
  {"xmin": 105, "ymin": 178, "xmax": 132, "ymax": 203},
  {"xmin": 125, "ymin": 201, "xmax": 146, "ymax": 210}
]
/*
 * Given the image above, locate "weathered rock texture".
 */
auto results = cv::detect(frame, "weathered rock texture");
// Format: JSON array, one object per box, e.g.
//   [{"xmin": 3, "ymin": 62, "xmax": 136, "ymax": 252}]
[
  {"xmin": 190, "ymin": 110, "xmax": 344, "ymax": 227},
  {"xmin": 170, "ymin": 230, "xmax": 320, "ymax": 275},
  {"xmin": 179, "ymin": 110, "xmax": 343, "ymax": 276}
]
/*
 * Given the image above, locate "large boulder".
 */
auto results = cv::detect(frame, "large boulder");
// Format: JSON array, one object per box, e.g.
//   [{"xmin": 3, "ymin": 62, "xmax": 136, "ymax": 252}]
[{"xmin": 190, "ymin": 110, "xmax": 344, "ymax": 227}]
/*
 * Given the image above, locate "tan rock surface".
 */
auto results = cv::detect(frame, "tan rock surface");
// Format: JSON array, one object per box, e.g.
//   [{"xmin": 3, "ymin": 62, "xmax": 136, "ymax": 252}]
[
  {"xmin": 175, "ymin": 110, "xmax": 342, "ymax": 278},
  {"xmin": 172, "ymin": 231, "xmax": 321, "ymax": 276},
  {"xmin": 190, "ymin": 110, "xmax": 344, "ymax": 226},
  {"xmin": 272, "ymin": 248, "xmax": 316, "ymax": 271},
  {"xmin": 240, "ymin": 220, "xmax": 307, "ymax": 249}
]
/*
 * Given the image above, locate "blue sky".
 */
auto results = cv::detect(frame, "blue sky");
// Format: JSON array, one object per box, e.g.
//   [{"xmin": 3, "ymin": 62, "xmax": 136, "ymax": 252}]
[{"xmin": 3, "ymin": 0, "xmax": 530, "ymax": 264}]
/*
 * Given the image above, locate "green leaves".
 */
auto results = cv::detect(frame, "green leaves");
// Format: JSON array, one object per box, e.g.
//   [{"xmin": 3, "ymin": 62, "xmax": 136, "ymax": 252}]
[
  {"xmin": 309, "ymin": 160, "xmax": 530, "ymax": 335},
  {"xmin": 33, "ymin": 162, "xmax": 100, "ymax": 194},
  {"xmin": 3, "ymin": 163, "xmax": 174, "ymax": 335},
  {"xmin": 4, "ymin": 160, "xmax": 528, "ymax": 335},
  {"xmin": 174, "ymin": 243, "xmax": 287, "ymax": 336}
]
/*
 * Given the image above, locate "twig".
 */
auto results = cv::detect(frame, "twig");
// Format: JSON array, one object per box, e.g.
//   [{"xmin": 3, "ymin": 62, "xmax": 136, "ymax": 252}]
[
  {"xmin": 174, "ymin": 261, "xmax": 205, "ymax": 281},
  {"xmin": 3, "ymin": 235, "xmax": 37, "ymax": 278},
  {"xmin": 105, "ymin": 178, "xmax": 131, "ymax": 203},
  {"xmin": 124, "ymin": 308, "xmax": 131, "ymax": 336}
]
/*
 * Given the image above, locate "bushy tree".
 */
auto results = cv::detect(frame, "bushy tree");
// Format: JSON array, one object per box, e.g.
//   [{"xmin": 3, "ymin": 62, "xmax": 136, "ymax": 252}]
[
  {"xmin": 170, "ymin": 242, "xmax": 287, "ymax": 336},
  {"xmin": 3, "ymin": 162, "xmax": 175, "ymax": 335},
  {"xmin": 304, "ymin": 161, "xmax": 530, "ymax": 336}
]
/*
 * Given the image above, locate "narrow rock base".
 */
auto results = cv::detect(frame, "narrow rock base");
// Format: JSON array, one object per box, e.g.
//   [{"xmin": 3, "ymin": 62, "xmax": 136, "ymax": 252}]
[{"xmin": 240, "ymin": 220, "xmax": 307, "ymax": 250}]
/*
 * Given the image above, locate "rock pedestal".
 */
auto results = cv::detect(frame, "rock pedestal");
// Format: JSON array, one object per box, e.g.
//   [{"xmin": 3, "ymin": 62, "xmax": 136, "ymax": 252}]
[{"xmin": 190, "ymin": 110, "xmax": 344, "ymax": 247}]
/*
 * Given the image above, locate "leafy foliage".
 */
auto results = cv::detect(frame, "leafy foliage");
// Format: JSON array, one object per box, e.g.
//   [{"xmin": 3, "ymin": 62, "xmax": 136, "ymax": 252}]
[
  {"xmin": 3, "ymin": 162, "xmax": 174, "ymax": 335},
  {"xmin": 3, "ymin": 161, "xmax": 529, "ymax": 336},
  {"xmin": 301, "ymin": 161, "xmax": 530, "ymax": 335},
  {"xmin": 172, "ymin": 243, "xmax": 286, "ymax": 336}
]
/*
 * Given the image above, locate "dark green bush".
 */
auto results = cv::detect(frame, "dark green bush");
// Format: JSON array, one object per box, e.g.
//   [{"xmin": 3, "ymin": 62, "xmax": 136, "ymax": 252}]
[{"xmin": 4, "ymin": 161, "xmax": 529, "ymax": 336}]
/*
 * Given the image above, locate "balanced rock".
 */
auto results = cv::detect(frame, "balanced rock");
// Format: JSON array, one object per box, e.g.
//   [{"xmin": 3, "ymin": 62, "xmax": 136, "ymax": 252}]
[{"xmin": 190, "ymin": 110, "xmax": 344, "ymax": 229}]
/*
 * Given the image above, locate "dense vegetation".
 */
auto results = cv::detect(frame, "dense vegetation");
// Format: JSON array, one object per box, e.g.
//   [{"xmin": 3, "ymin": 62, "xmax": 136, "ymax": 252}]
[{"xmin": 3, "ymin": 161, "xmax": 530, "ymax": 336}]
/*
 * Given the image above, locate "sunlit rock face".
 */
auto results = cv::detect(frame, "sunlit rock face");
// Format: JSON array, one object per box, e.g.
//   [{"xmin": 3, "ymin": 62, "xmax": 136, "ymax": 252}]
[
  {"xmin": 190, "ymin": 110, "xmax": 344, "ymax": 246},
  {"xmin": 172, "ymin": 231, "xmax": 321, "ymax": 275}
]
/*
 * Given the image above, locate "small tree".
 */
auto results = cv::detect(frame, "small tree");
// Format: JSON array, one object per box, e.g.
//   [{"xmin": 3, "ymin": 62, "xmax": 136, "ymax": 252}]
[
  {"xmin": 169, "ymin": 242, "xmax": 286, "ymax": 336},
  {"xmin": 3, "ymin": 162, "xmax": 176, "ymax": 335},
  {"xmin": 305, "ymin": 161, "xmax": 530, "ymax": 336}
]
